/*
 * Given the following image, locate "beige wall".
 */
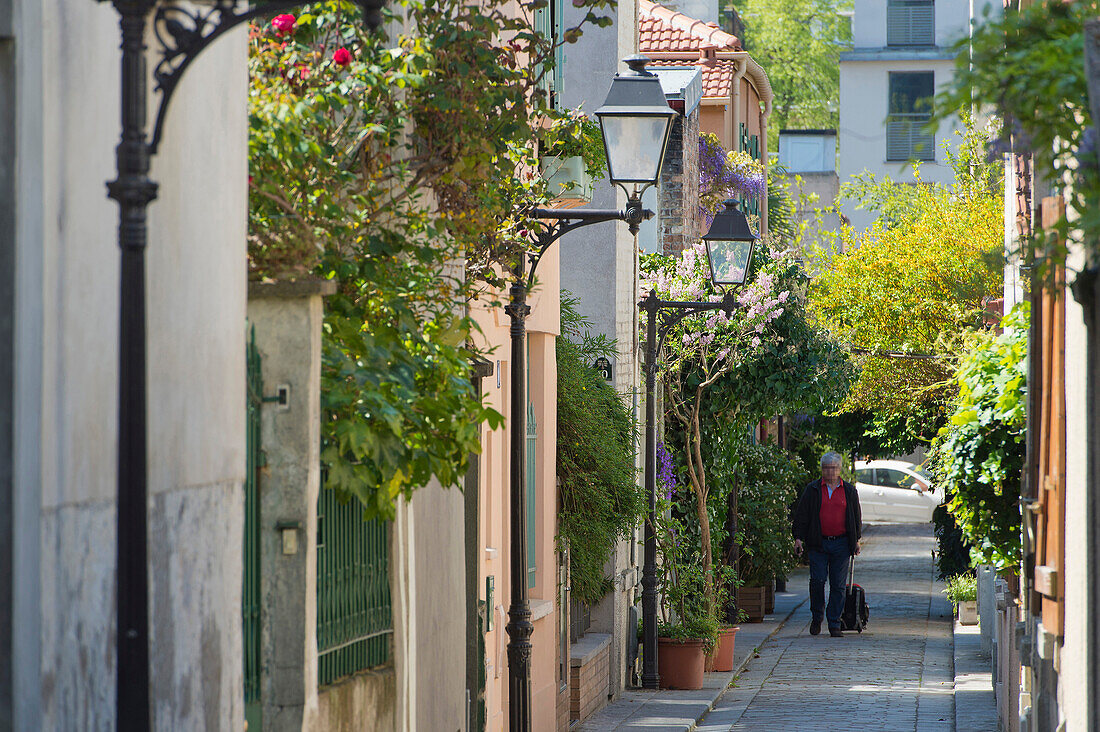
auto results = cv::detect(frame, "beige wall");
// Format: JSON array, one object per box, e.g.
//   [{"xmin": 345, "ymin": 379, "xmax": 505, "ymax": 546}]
[
  {"xmin": 13, "ymin": 1, "xmax": 249, "ymax": 728},
  {"xmin": 473, "ymin": 248, "xmax": 563, "ymax": 731}
]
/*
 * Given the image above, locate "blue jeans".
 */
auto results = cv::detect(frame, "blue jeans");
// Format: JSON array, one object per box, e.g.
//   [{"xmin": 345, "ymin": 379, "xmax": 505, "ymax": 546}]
[{"xmin": 808, "ymin": 537, "xmax": 850, "ymax": 629}]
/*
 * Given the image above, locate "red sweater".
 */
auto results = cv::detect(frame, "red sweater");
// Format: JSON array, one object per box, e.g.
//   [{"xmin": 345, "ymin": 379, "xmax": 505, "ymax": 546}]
[{"xmin": 819, "ymin": 481, "xmax": 847, "ymax": 536}]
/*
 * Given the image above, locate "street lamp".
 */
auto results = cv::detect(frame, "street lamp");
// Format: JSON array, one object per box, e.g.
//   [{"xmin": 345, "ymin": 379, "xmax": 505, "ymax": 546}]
[
  {"xmin": 506, "ymin": 56, "xmax": 673, "ymax": 732},
  {"xmin": 639, "ymin": 199, "xmax": 756, "ymax": 690},
  {"xmin": 102, "ymin": 2, "xmax": 384, "ymax": 730}
]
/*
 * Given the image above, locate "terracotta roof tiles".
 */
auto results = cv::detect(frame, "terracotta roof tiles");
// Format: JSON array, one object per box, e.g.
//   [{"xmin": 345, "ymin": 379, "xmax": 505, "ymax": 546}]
[{"xmin": 638, "ymin": 0, "xmax": 742, "ymax": 53}]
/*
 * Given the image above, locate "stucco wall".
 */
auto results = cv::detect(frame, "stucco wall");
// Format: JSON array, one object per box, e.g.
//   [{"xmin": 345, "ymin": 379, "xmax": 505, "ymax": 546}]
[
  {"xmin": 837, "ymin": 58, "xmax": 959, "ymax": 231},
  {"xmin": 471, "ymin": 247, "xmax": 562, "ymax": 731},
  {"xmin": 13, "ymin": 2, "xmax": 248, "ymax": 728},
  {"xmin": 315, "ymin": 668, "xmax": 396, "ymax": 731},
  {"xmin": 1061, "ymin": 246, "xmax": 1089, "ymax": 729}
]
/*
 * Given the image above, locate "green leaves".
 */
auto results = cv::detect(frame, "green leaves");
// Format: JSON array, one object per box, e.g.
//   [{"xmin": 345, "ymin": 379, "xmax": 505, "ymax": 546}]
[
  {"xmin": 556, "ymin": 295, "xmax": 644, "ymax": 605},
  {"xmin": 931, "ymin": 304, "xmax": 1028, "ymax": 570}
]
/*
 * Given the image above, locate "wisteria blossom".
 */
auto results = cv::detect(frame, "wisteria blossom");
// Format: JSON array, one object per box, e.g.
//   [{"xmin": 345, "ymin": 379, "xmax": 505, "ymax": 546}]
[
  {"xmin": 698, "ymin": 133, "xmax": 767, "ymax": 226},
  {"xmin": 639, "ymin": 239, "xmax": 796, "ymax": 609}
]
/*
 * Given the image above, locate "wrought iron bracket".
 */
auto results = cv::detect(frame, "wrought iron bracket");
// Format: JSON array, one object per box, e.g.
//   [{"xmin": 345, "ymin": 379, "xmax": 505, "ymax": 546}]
[
  {"xmin": 523, "ymin": 196, "xmax": 653, "ymax": 289},
  {"xmin": 639, "ymin": 289, "xmax": 739, "ymax": 374}
]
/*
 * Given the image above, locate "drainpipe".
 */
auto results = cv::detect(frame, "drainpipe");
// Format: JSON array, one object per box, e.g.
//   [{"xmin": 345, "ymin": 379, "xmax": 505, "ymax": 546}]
[
  {"xmin": 731, "ymin": 57, "xmax": 747, "ymax": 155},
  {"xmin": 760, "ymin": 92, "xmax": 771, "ymax": 237}
]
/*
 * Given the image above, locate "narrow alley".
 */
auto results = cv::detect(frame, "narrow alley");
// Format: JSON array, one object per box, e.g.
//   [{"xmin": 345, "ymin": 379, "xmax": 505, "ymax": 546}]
[{"xmin": 699, "ymin": 523, "xmax": 993, "ymax": 731}]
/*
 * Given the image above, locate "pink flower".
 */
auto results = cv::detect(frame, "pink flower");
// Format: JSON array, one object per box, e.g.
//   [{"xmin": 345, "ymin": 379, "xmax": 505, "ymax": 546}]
[
  {"xmin": 272, "ymin": 14, "xmax": 296, "ymax": 35},
  {"xmin": 333, "ymin": 47, "xmax": 352, "ymax": 66}
]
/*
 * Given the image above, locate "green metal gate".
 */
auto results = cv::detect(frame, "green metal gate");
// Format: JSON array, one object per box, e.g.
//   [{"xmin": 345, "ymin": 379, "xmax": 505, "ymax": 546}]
[
  {"xmin": 316, "ymin": 480, "xmax": 393, "ymax": 686},
  {"xmin": 244, "ymin": 327, "xmax": 263, "ymax": 730}
]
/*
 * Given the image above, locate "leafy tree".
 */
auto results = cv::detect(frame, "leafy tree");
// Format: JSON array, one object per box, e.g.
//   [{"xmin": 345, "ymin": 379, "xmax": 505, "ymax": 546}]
[
  {"xmin": 935, "ymin": 0, "xmax": 1100, "ymax": 267},
  {"xmin": 931, "ymin": 305, "xmax": 1028, "ymax": 570},
  {"xmin": 247, "ymin": 0, "xmax": 607, "ymax": 518},
  {"xmin": 556, "ymin": 294, "xmax": 644, "ymax": 605},
  {"xmin": 738, "ymin": 0, "xmax": 852, "ymax": 139},
  {"xmin": 808, "ymin": 124, "xmax": 1004, "ymax": 450}
]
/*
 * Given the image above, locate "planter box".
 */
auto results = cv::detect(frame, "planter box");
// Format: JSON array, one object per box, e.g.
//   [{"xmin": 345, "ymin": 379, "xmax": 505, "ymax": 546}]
[
  {"xmin": 738, "ymin": 586, "xmax": 766, "ymax": 623},
  {"xmin": 959, "ymin": 600, "xmax": 978, "ymax": 625},
  {"xmin": 705, "ymin": 626, "xmax": 739, "ymax": 672},
  {"xmin": 657, "ymin": 637, "xmax": 705, "ymax": 690},
  {"xmin": 540, "ymin": 155, "xmax": 593, "ymax": 203},
  {"xmin": 764, "ymin": 580, "xmax": 775, "ymax": 615}
]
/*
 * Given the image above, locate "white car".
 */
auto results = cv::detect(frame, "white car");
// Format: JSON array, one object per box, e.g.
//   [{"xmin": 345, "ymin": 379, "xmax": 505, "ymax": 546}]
[{"xmin": 854, "ymin": 460, "xmax": 944, "ymax": 523}]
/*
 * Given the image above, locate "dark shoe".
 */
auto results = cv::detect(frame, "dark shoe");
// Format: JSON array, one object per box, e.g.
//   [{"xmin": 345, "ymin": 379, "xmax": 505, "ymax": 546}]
[
  {"xmin": 829, "ymin": 627, "xmax": 844, "ymax": 638},
  {"xmin": 810, "ymin": 619, "xmax": 822, "ymax": 635}
]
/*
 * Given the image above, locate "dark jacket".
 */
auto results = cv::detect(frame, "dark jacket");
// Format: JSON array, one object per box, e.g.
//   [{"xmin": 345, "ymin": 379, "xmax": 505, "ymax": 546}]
[{"xmin": 792, "ymin": 479, "xmax": 862, "ymax": 555}]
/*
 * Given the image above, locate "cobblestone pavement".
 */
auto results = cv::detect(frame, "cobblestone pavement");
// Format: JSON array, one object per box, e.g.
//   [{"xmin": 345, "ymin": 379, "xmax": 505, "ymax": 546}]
[{"xmin": 699, "ymin": 523, "xmax": 956, "ymax": 732}]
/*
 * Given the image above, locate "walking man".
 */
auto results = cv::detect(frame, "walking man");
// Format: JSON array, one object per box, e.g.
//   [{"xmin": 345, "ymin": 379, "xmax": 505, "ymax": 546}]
[{"xmin": 793, "ymin": 451, "xmax": 862, "ymax": 638}]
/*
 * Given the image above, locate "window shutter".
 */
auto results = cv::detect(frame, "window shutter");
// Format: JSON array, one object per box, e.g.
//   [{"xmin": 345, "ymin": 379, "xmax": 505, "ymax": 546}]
[
  {"xmin": 552, "ymin": 0, "xmax": 564, "ymax": 105},
  {"xmin": 527, "ymin": 401, "xmax": 537, "ymax": 589},
  {"xmin": 887, "ymin": 0, "xmax": 934, "ymax": 47},
  {"xmin": 533, "ymin": 2, "xmax": 552, "ymax": 100}
]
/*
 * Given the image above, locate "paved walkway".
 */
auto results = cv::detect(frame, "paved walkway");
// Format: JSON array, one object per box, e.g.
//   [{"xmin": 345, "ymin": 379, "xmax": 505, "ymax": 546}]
[
  {"xmin": 578, "ymin": 523, "xmax": 999, "ymax": 731},
  {"xmin": 700, "ymin": 523, "xmax": 957, "ymax": 731}
]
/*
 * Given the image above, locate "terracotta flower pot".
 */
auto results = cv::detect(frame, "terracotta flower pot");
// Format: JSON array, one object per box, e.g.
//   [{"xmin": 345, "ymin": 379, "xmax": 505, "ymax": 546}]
[
  {"xmin": 738, "ymin": 585, "xmax": 766, "ymax": 622},
  {"xmin": 705, "ymin": 626, "xmax": 739, "ymax": 672},
  {"xmin": 657, "ymin": 637, "xmax": 706, "ymax": 689}
]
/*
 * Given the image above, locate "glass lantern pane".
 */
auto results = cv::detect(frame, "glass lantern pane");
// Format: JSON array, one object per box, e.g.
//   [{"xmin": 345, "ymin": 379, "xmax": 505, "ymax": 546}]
[
  {"xmin": 600, "ymin": 115, "xmax": 670, "ymax": 185},
  {"xmin": 706, "ymin": 239, "xmax": 753, "ymax": 285}
]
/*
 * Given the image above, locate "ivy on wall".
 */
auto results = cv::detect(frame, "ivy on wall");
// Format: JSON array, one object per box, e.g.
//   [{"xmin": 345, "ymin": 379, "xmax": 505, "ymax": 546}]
[
  {"xmin": 931, "ymin": 305, "xmax": 1028, "ymax": 571},
  {"xmin": 556, "ymin": 294, "xmax": 644, "ymax": 605}
]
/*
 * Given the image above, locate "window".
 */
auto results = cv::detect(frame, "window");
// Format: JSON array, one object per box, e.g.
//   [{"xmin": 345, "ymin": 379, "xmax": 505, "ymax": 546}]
[
  {"xmin": 855, "ymin": 469, "xmax": 873, "ymax": 484},
  {"xmin": 887, "ymin": 71, "xmax": 935, "ymax": 162},
  {"xmin": 534, "ymin": 0, "xmax": 565, "ymax": 108},
  {"xmin": 876, "ymin": 468, "xmax": 920, "ymax": 490},
  {"xmin": 887, "ymin": 0, "xmax": 934, "ymax": 47}
]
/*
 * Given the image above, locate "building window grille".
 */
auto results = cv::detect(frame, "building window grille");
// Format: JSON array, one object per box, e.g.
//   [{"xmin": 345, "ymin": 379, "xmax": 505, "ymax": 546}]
[
  {"xmin": 886, "ymin": 71, "xmax": 935, "ymax": 162},
  {"xmin": 887, "ymin": 0, "xmax": 934, "ymax": 47}
]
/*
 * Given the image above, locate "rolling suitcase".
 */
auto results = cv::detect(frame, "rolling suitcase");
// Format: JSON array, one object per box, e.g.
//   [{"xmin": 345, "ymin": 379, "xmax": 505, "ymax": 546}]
[{"xmin": 840, "ymin": 555, "xmax": 869, "ymax": 632}]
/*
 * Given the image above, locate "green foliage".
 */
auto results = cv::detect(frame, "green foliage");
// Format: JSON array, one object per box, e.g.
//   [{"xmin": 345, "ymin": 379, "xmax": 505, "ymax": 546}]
[
  {"xmin": 935, "ymin": 0, "xmax": 1100, "ymax": 265},
  {"xmin": 653, "ymin": 489, "xmax": 733, "ymax": 650},
  {"xmin": 738, "ymin": 0, "xmax": 852, "ymax": 138},
  {"xmin": 540, "ymin": 111, "xmax": 608, "ymax": 180},
  {"xmin": 931, "ymin": 304, "xmax": 1028, "ymax": 571},
  {"xmin": 933, "ymin": 502, "xmax": 974, "ymax": 581},
  {"xmin": 247, "ymin": 0, "xmax": 611, "ymax": 518},
  {"xmin": 809, "ymin": 123, "xmax": 1004, "ymax": 450},
  {"xmin": 943, "ymin": 573, "xmax": 978, "ymax": 606},
  {"xmin": 556, "ymin": 294, "xmax": 644, "ymax": 605},
  {"xmin": 718, "ymin": 440, "xmax": 806, "ymax": 586}
]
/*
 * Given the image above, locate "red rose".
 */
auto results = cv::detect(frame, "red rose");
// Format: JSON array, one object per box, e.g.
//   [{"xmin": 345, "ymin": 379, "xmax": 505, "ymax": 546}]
[
  {"xmin": 333, "ymin": 47, "xmax": 352, "ymax": 66},
  {"xmin": 271, "ymin": 14, "xmax": 296, "ymax": 35}
]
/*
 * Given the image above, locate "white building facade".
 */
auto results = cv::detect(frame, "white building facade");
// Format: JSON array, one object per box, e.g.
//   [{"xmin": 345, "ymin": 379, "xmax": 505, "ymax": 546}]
[{"xmin": 837, "ymin": 0, "xmax": 996, "ymax": 230}]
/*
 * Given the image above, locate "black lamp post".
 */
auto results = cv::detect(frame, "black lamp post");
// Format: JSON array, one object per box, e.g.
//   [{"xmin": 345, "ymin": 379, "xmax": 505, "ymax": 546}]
[
  {"xmin": 504, "ymin": 55, "xmax": 674, "ymax": 731},
  {"xmin": 101, "ymin": 2, "xmax": 384, "ymax": 730},
  {"xmin": 639, "ymin": 199, "xmax": 756, "ymax": 690}
]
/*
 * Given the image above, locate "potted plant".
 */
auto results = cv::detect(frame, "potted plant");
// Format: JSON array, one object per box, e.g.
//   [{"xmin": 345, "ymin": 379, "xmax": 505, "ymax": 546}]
[
  {"xmin": 944, "ymin": 573, "xmax": 978, "ymax": 625},
  {"xmin": 653, "ymin": 488, "xmax": 720, "ymax": 689},
  {"xmin": 538, "ymin": 111, "xmax": 607, "ymax": 203},
  {"xmin": 733, "ymin": 442, "xmax": 805, "ymax": 622}
]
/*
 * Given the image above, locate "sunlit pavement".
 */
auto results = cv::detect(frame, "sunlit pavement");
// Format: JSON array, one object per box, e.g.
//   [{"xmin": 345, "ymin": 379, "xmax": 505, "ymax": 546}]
[{"xmin": 698, "ymin": 523, "xmax": 981, "ymax": 732}]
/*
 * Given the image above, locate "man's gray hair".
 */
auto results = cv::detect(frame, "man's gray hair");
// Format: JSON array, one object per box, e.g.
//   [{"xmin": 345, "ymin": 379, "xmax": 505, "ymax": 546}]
[{"xmin": 820, "ymin": 451, "xmax": 843, "ymax": 467}]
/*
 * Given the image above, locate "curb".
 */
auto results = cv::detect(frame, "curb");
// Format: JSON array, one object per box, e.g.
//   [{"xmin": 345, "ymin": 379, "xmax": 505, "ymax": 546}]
[{"xmin": 685, "ymin": 594, "xmax": 809, "ymax": 731}]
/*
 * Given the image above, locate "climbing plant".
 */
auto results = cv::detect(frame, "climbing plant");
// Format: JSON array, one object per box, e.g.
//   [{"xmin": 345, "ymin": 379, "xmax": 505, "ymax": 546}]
[
  {"xmin": 556, "ymin": 294, "xmax": 644, "ymax": 605},
  {"xmin": 247, "ymin": 0, "xmax": 610, "ymax": 518},
  {"xmin": 930, "ymin": 304, "xmax": 1028, "ymax": 571}
]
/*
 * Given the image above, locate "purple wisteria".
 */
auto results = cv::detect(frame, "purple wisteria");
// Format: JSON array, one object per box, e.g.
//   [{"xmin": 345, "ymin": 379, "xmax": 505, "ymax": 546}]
[
  {"xmin": 656, "ymin": 440, "xmax": 677, "ymax": 499},
  {"xmin": 699, "ymin": 133, "xmax": 766, "ymax": 226}
]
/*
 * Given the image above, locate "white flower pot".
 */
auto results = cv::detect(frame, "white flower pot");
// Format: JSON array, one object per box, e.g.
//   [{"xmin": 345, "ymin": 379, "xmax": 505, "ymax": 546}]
[
  {"xmin": 958, "ymin": 600, "xmax": 978, "ymax": 625},
  {"xmin": 539, "ymin": 155, "xmax": 593, "ymax": 203}
]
